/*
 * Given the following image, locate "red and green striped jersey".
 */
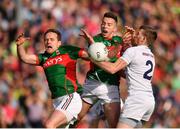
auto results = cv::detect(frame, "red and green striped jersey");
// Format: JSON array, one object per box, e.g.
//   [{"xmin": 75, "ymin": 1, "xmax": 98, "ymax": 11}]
[
  {"xmin": 87, "ymin": 34, "xmax": 123, "ymax": 86},
  {"xmin": 37, "ymin": 45, "xmax": 84, "ymax": 99}
]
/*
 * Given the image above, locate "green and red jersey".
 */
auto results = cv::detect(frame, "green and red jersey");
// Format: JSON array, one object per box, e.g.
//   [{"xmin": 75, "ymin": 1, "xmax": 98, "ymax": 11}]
[
  {"xmin": 37, "ymin": 45, "xmax": 84, "ymax": 99},
  {"xmin": 87, "ymin": 34, "xmax": 123, "ymax": 86}
]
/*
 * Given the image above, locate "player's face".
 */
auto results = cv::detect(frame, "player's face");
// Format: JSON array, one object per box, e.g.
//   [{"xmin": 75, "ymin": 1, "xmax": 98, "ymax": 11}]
[
  {"xmin": 101, "ymin": 17, "xmax": 117, "ymax": 39},
  {"xmin": 132, "ymin": 29, "xmax": 145, "ymax": 46},
  {"xmin": 44, "ymin": 32, "xmax": 61, "ymax": 54}
]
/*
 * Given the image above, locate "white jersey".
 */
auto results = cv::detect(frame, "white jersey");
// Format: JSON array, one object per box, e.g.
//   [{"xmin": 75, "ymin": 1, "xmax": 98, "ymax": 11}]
[{"xmin": 121, "ymin": 45, "xmax": 155, "ymax": 95}]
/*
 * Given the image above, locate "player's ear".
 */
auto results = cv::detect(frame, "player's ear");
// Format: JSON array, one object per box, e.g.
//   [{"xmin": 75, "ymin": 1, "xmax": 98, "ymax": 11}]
[
  {"xmin": 143, "ymin": 36, "xmax": 146, "ymax": 42},
  {"xmin": 58, "ymin": 41, "xmax": 61, "ymax": 46},
  {"xmin": 114, "ymin": 26, "xmax": 118, "ymax": 32}
]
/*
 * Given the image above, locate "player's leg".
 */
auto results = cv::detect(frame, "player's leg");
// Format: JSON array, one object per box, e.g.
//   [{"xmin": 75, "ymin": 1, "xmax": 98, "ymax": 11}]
[
  {"xmin": 76, "ymin": 109, "xmax": 101, "ymax": 128},
  {"xmin": 117, "ymin": 117, "xmax": 138, "ymax": 128},
  {"xmin": 78, "ymin": 100, "xmax": 105, "ymax": 128},
  {"xmin": 104, "ymin": 102, "xmax": 120, "ymax": 127},
  {"xmin": 89, "ymin": 98, "xmax": 124, "ymax": 128},
  {"xmin": 77, "ymin": 79, "xmax": 99, "ymax": 122},
  {"xmin": 99, "ymin": 84, "xmax": 121, "ymax": 128},
  {"xmin": 88, "ymin": 100, "xmax": 105, "ymax": 128},
  {"xmin": 77, "ymin": 100, "xmax": 92, "ymax": 121},
  {"xmin": 117, "ymin": 93, "xmax": 155, "ymax": 128},
  {"xmin": 117, "ymin": 117, "xmax": 148, "ymax": 128},
  {"xmin": 45, "ymin": 92, "xmax": 82, "ymax": 128},
  {"xmin": 45, "ymin": 109, "xmax": 68, "ymax": 128},
  {"xmin": 117, "ymin": 117, "xmax": 145, "ymax": 128}
]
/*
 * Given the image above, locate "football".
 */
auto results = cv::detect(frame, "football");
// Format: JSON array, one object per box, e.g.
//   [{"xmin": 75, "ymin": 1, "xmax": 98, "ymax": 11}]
[{"xmin": 88, "ymin": 42, "xmax": 109, "ymax": 61}]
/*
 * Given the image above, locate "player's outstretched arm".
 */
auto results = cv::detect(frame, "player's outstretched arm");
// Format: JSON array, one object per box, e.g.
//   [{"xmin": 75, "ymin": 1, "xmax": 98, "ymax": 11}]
[
  {"xmin": 91, "ymin": 58, "xmax": 127, "ymax": 74},
  {"xmin": 16, "ymin": 33, "xmax": 38, "ymax": 65}
]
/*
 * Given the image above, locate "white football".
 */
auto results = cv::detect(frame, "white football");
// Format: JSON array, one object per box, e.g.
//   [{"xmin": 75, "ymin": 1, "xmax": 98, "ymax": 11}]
[{"xmin": 88, "ymin": 42, "xmax": 109, "ymax": 61}]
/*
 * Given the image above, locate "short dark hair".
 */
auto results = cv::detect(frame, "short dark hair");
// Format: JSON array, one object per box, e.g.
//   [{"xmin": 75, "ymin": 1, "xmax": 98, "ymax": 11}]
[
  {"xmin": 103, "ymin": 12, "xmax": 118, "ymax": 23},
  {"xmin": 140, "ymin": 25, "xmax": 157, "ymax": 44},
  {"xmin": 44, "ymin": 29, "xmax": 61, "ymax": 41}
]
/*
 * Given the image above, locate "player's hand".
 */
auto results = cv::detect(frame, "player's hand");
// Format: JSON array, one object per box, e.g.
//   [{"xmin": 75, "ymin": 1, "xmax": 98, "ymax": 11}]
[
  {"xmin": 16, "ymin": 33, "xmax": 30, "ymax": 46},
  {"xmin": 79, "ymin": 29, "xmax": 94, "ymax": 45},
  {"xmin": 113, "ymin": 32, "xmax": 122, "ymax": 37},
  {"xmin": 122, "ymin": 26, "xmax": 134, "ymax": 44},
  {"xmin": 122, "ymin": 32, "xmax": 132, "ymax": 44},
  {"xmin": 125, "ymin": 26, "xmax": 135, "ymax": 34}
]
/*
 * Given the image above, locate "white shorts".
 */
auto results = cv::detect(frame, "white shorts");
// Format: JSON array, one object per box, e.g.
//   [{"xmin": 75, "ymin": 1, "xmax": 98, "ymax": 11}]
[
  {"xmin": 120, "ymin": 92, "xmax": 155, "ymax": 121},
  {"xmin": 87, "ymin": 98, "xmax": 124, "ymax": 120},
  {"xmin": 53, "ymin": 92, "xmax": 82, "ymax": 122},
  {"xmin": 81, "ymin": 79, "xmax": 120, "ymax": 104}
]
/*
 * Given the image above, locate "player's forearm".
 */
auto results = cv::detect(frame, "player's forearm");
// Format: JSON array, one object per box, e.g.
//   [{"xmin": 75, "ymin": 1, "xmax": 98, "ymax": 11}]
[
  {"xmin": 17, "ymin": 45, "xmax": 27, "ymax": 62},
  {"xmin": 16, "ymin": 33, "xmax": 37, "ymax": 64},
  {"xmin": 92, "ymin": 60, "xmax": 117, "ymax": 74},
  {"xmin": 17, "ymin": 45, "xmax": 37, "ymax": 64},
  {"xmin": 92, "ymin": 58, "xmax": 127, "ymax": 74}
]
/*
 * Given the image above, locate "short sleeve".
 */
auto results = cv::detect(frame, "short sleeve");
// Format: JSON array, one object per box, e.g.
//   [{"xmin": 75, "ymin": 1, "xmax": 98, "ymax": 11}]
[
  {"xmin": 37, "ymin": 53, "xmax": 44, "ymax": 66},
  {"xmin": 65, "ymin": 46, "xmax": 82, "ymax": 60},
  {"xmin": 120, "ymin": 47, "xmax": 135, "ymax": 65},
  {"xmin": 112, "ymin": 36, "xmax": 123, "ymax": 44},
  {"xmin": 93, "ymin": 34, "xmax": 103, "ymax": 42}
]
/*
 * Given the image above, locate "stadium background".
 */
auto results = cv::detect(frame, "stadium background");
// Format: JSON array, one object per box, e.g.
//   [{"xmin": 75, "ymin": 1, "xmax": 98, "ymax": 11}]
[{"xmin": 0, "ymin": 0, "xmax": 179, "ymax": 128}]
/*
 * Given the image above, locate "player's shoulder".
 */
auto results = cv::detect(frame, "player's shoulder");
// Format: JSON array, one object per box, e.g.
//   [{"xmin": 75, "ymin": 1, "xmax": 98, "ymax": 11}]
[
  {"xmin": 38, "ymin": 51, "xmax": 48, "ymax": 57},
  {"xmin": 93, "ymin": 33, "xmax": 102, "ymax": 38},
  {"xmin": 60, "ymin": 45, "xmax": 80, "ymax": 50},
  {"xmin": 126, "ymin": 46, "xmax": 154, "ymax": 58},
  {"xmin": 37, "ymin": 51, "xmax": 49, "ymax": 64},
  {"xmin": 59, "ymin": 45, "xmax": 81, "ymax": 55},
  {"xmin": 93, "ymin": 33, "xmax": 103, "ymax": 41},
  {"xmin": 125, "ymin": 46, "xmax": 137, "ymax": 52},
  {"xmin": 122, "ymin": 46, "xmax": 140, "ymax": 57},
  {"xmin": 126, "ymin": 45, "xmax": 147, "ymax": 51}
]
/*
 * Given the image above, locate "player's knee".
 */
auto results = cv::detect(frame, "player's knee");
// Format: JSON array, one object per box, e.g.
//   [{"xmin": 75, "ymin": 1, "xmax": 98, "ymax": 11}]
[
  {"xmin": 108, "ymin": 120, "xmax": 118, "ymax": 128},
  {"xmin": 77, "ymin": 110, "xmax": 87, "ymax": 121},
  {"xmin": 77, "ymin": 115, "xmax": 80, "ymax": 121},
  {"xmin": 44, "ymin": 120, "xmax": 56, "ymax": 128},
  {"xmin": 77, "ymin": 113, "xmax": 83, "ymax": 121}
]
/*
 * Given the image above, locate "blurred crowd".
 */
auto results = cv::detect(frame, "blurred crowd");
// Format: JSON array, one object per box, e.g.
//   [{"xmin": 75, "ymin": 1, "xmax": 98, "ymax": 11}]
[{"xmin": 0, "ymin": 0, "xmax": 179, "ymax": 128}]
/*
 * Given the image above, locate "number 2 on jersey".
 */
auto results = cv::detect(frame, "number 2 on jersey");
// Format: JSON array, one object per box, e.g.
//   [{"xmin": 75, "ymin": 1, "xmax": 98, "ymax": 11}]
[{"xmin": 143, "ymin": 60, "xmax": 153, "ymax": 80}]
